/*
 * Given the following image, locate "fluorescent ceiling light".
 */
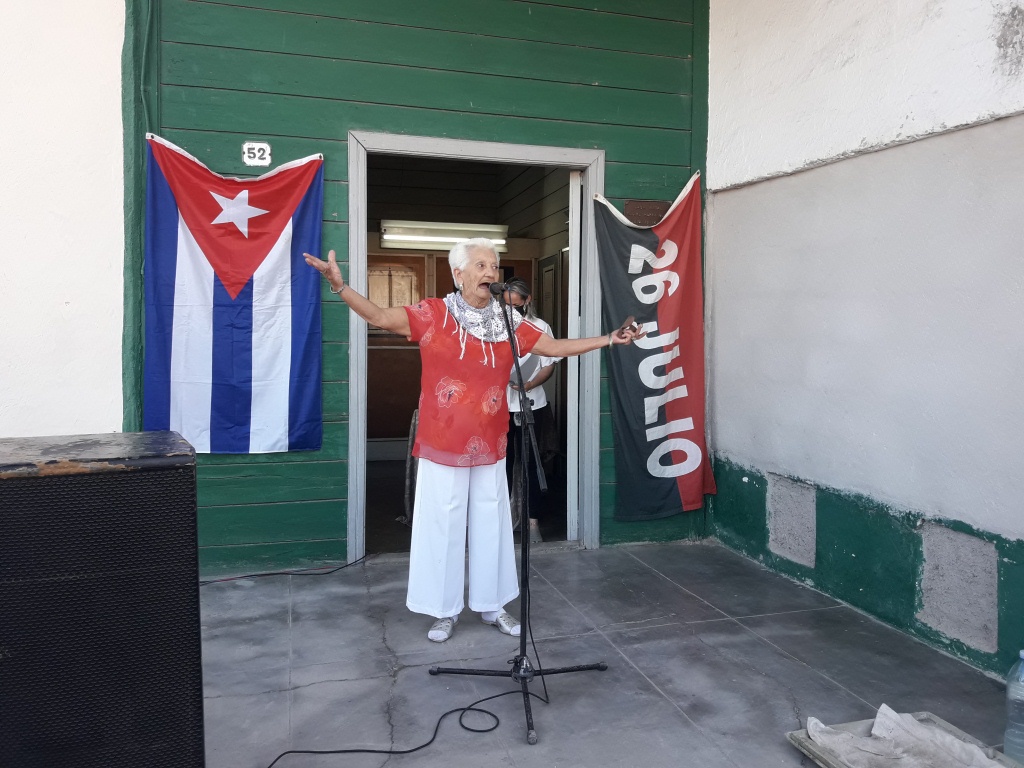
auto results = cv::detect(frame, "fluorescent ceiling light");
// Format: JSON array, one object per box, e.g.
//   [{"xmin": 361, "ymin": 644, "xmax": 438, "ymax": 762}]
[{"xmin": 380, "ymin": 220, "xmax": 509, "ymax": 252}]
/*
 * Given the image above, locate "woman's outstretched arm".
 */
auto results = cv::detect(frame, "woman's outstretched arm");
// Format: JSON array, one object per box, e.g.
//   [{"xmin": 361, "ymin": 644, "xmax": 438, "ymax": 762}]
[
  {"xmin": 531, "ymin": 318, "xmax": 644, "ymax": 358},
  {"xmin": 304, "ymin": 250, "xmax": 411, "ymax": 338}
]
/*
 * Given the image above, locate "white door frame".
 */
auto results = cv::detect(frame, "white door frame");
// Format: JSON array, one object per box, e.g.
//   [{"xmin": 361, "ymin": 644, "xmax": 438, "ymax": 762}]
[{"xmin": 346, "ymin": 131, "xmax": 606, "ymax": 561}]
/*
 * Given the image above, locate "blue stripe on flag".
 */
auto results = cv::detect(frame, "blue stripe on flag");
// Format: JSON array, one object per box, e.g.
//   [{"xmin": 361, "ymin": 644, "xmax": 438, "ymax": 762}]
[
  {"xmin": 287, "ymin": 167, "xmax": 324, "ymax": 450},
  {"xmin": 210, "ymin": 278, "xmax": 253, "ymax": 453},
  {"xmin": 143, "ymin": 147, "xmax": 178, "ymax": 432}
]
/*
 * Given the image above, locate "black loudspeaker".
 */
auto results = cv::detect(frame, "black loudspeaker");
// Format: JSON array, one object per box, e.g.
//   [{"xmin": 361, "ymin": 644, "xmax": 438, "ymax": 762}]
[{"xmin": 0, "ymin": 432, "xmax": 205, "ymax": 768}]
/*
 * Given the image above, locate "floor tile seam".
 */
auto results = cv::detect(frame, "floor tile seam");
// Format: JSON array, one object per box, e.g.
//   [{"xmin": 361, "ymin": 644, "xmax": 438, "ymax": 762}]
[
  {"xmin": 621, "ymin": 549, "xmax": 843, "ymax": 621},
  {"xmin": 288, "ymin": 652, "xmax": 393, "ymax": 672},
  {"xmin": 287, "ymin": 575, "xmax": 295, "ymax": 750},
  {"xmin": 728, "ymin": 604, "xmax": 847, "ymax": 621},
  {"xmin": 596, "ymin": 616, "xmax": 738, "ymax": 634},
  {"xmin": 836, "ymin": 599, "xmax": 1007, "ymax": 685},
  {"xmin": 599, "ymin": 625, "xmax": 745, "ymax": 768},
  {"xmin": 706, "ymin": 537, "xmax": 879, "ymax": 605},
  {"xmin": 517, "ymin": 626, "xmax": 603, "ymax": 643},
  {"xmin": 747, "ymin": 595, "xmax": 1005, "ymax": 687},
  {"xmin": 205, "ymin": 672, "xmax": 396, "ymax": 699},
  {"xmin": 594, "ymin": 610, "xmax": 841, "ymax": 631},
  {"xmin": 621, "ymin": 547, "xmax": 734, "ymax": 620},
  {"xmin": 531, "ymin": 567, "xmax": 745, "ymax": 768},
  {"xmin": 291, "ymin": 657, "xmax": 482, "ymax": 679},
  {"xmin": 392, "ymin": 652, "xmax": 530, "ymax": 668},
  {"xmin": 363, "ymin": 560, "xmax": 403, "ymax": 754},
  {"xmin": 478, "ymin": 617, "xmax": 727, "ymax": 642},
  {"xmin": 384, "ymin": 665, "xmax": 399, "ymax": 753},
  {"xmin": 733, "ymin": 617, "xmax": 879, "ymax": 713},
  {"xmin": 525, "ymin": 567, "xmax": 726, "ymax": 640},
  {"xmin": 579, "ymin": 553, "xmax": 878, "ymax": 717},
  {"xmin": 204, "ymin": 690, "xmax": 290, "ymax": 701},
  {"xmin": 594, "ymin": 619, "xmax": 689, "ymax": 633},
  {"xmin": 680, "ymin": 547, "xmax": 1006, "ymax": 685}
]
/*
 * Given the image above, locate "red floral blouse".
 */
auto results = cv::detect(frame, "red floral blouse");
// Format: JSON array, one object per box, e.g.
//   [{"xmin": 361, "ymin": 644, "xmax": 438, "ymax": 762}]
[{"xmin": 404, "ymin": 298, "xmax": 542, "ymax": 467}]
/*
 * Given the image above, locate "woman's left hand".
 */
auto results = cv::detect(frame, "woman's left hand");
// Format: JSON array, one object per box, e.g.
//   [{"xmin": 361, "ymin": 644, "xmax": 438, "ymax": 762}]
[
  {"xmin": 303, "ymin": 249, "xmax": 344, "ymax": 293},
  {"xmin": 610, "ymin": 316, "xmax": 646, "ymax": 345}
]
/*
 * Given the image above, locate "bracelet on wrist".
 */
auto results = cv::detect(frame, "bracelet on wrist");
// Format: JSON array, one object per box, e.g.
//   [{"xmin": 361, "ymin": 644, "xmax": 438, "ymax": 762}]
[
  {"xmin": 330, "ymin": 283, "xmax": 346, "ymax": 296},
  {"xmin": 608, "ymin": 332, "xmax": 614, "ymax": 348}
]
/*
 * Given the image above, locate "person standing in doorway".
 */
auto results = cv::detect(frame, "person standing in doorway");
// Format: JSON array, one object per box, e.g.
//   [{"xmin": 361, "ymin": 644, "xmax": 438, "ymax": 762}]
[{"xmin": 503, "ymin": 278, "xmax": 561, "ymax": 544}]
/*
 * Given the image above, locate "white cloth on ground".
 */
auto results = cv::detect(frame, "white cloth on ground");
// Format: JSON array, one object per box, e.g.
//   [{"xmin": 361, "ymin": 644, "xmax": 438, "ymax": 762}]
[
  {"xmin": 805, "ymin": 704, "xmax": 1001, "ymax": 768},
  {"xmin": 405, "ymin": 458, "xmax": 519, "ymax": 618}
]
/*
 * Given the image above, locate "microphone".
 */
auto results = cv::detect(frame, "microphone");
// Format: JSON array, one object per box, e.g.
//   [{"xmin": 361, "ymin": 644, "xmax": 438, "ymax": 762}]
[{"xmin": 488, "ymin": 282, "xmax": 509, "ymax": 296}]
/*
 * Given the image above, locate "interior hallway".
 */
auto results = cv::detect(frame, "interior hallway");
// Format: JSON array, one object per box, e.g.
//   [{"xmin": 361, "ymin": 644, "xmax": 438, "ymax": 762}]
[{"xmin": 199, "ymin": 541, "xmax": 1006, "ymax": 767}]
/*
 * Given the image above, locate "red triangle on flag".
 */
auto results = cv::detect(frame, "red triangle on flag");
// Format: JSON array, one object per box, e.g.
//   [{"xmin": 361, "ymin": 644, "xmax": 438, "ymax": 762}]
[{"xmin": 149, "ymin": 138, "xmax": 322, "ymax": 299}]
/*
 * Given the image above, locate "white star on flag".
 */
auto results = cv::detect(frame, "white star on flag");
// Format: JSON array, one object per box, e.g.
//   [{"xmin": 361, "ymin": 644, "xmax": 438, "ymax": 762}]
[{"xmin": 210, "ymin": 190, "xmax": 269, "ymax": 238}]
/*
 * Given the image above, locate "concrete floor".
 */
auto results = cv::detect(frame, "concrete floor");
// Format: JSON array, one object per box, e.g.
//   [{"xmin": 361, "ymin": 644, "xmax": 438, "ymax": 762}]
[{"xmin": 200, "ymin": 541, "xmax": 1006, "ymax": 768}]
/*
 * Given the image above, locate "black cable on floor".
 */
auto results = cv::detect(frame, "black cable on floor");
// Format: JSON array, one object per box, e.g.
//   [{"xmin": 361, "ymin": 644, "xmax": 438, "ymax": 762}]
[
  {"xmin": 198, "ymin": 555, "xmax": 368, "ymax": 586},
  {"xmin": 263, "ymin": 687, "xmax": 554, "ymax": 768}
]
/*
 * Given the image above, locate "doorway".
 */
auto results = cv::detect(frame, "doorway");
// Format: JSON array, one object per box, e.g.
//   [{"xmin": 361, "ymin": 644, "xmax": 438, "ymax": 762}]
[{"xmin": 346, "ymin": 133, "xmax": 605, "ymax": 561}]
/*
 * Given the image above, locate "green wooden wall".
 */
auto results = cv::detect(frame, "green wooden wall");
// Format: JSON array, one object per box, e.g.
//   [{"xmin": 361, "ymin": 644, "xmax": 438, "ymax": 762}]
[{"xmin": 123, "ymin": 0, "xmax": 709, "ymax": 574}]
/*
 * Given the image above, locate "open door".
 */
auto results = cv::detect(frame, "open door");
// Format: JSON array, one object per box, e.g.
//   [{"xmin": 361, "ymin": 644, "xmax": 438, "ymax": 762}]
[{"xmin": 346, "ymin": 133, "xmax": 605, "ymax": 561}]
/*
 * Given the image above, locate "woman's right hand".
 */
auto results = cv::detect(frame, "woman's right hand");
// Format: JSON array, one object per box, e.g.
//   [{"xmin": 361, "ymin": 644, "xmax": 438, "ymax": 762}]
[{"xmin": 304, "ymin": 250, "xmax": 344, "ymax": 293}]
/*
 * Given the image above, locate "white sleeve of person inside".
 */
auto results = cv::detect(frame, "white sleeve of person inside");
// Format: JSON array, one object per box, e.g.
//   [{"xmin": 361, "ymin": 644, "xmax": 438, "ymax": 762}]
[{"xmin": 507, "ymin": 318, "xmax": 561, "ymax": 413}]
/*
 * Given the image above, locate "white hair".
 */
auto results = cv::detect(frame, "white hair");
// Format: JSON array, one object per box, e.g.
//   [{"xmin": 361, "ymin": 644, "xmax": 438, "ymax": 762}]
[{"xmin": 448, "ymin": 238, "xmax": 500, "ymax": 282}]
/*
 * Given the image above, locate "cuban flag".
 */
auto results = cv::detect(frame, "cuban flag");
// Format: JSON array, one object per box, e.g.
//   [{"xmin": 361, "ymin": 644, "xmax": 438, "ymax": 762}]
[{"xmin": 143, "ymin": 134, "xmax": 324, "ymax": 453}]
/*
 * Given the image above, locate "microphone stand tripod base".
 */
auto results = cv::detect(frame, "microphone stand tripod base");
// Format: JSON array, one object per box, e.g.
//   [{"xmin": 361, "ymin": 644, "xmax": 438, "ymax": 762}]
[{"xmin": 429, "ymin": 655, "xmax": 608, "ymax": 744}]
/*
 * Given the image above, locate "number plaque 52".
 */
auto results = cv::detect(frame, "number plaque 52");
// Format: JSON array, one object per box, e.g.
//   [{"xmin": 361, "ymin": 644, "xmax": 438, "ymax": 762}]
[{"xmin": 241, "ymin": 141, "xmax": 272, "ymax": 167}]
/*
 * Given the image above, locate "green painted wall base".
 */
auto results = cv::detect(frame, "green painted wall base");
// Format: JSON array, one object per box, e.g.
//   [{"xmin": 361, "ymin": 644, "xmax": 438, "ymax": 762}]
[
  {"xmin": 708, "ymin": 455, "xmax": 1023, "ymax": 676},
  {"xmin": 198, "ymin": 539, "xmax": 347, "ymax": 578},
  {"xmin": 599, "ymin": 480, "xmax": 708, "ymax": 545}
]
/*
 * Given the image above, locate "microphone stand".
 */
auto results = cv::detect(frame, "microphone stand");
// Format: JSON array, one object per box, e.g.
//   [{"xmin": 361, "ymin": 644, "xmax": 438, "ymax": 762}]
[{"xmin": 429, "ymin": 286, "xmax": 608, "ymax": 745}]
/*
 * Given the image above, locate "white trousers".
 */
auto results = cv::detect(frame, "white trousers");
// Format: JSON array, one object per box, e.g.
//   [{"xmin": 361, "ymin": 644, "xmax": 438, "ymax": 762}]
[{"xmin": 406, "ymin": 458, "xmax": 520, "ymax": 618}]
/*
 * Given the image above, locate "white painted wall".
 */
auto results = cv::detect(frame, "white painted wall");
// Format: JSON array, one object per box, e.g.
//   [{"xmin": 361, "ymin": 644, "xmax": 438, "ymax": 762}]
[
  {"xmin": 0, "ymin": 2, "xmax": 126, "ymax": 437},
  {"xmin": 706, "ymin": 0, "xmax": 1024, "ymax": 540},
  {"xmin": 708, "ymin": 0, "xmax": 1024, "ymax": 190},
  {"xmin": 706, "ymin": 112, "xmax": 1024, "ymax": 541}
]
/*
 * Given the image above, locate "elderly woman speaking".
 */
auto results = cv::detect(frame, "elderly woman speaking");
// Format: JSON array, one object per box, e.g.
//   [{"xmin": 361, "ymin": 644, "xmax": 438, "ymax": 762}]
[{"xmin": 305, "ymin": 239, "xmax": 642, "ymax": 643}]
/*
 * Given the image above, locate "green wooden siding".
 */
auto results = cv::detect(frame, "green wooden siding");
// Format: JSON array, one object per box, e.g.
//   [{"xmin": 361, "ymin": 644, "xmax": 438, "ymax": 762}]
[{"xmin": 125, "ymin": 0, "xmax": 709, "ymax": 574}]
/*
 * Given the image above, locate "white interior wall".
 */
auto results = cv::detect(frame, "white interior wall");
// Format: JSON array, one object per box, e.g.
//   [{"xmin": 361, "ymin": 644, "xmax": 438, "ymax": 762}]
[
  {"xmin": 0, "ymin": 2, "xmax": 126, "ymax": 438},
  {"xmin": 708, "ymin": 0, "xmax": 1024, "ymax": 190}
]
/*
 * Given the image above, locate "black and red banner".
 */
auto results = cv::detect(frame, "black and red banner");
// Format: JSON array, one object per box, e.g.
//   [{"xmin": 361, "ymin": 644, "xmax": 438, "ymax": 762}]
[{"xmin": 595, "ymin": 173, "xmax": 717, "ymax": 520}]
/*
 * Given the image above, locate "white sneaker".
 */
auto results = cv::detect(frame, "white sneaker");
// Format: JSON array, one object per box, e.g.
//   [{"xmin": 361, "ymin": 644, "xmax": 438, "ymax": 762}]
[
  {"xmin": 481, "ymin": 611, "xmax": 520, "ymax": 637},
  {"xmin": 428, "ymin": 615, "xmax": 458, "ymax": 642}
]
